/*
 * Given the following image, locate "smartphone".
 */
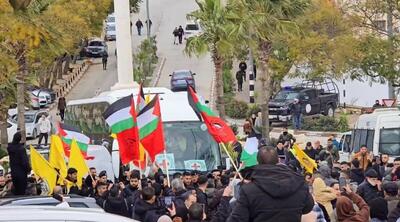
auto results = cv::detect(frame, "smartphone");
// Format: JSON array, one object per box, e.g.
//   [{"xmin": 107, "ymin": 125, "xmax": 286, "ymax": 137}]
[
  {"xmin": 164, "ymin": 196, "xmax": 174, "ymax": 208},
  {"xmin": 339, "ymin": 177, "xmax": 347, "ymax": 191}
]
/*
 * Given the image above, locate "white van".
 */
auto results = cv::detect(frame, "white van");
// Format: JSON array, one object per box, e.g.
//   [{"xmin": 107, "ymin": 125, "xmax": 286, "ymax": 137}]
[
  {"xmin": 65, "ymin": 87, "xmax": 222, "ymax": 179},
  {"xmin": 351, "ymin": 108, "xmax": 400, "ymax": 157}
]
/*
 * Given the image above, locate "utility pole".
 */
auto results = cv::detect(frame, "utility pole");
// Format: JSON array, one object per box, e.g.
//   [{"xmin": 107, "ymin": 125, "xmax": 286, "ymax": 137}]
[
  {"xmin": 387, "ymin": 0, "xmax": 395, "ymax": 99},
  {"xmin": 248, "ymin": 49, "xmax": 255, "ymax": 104}
]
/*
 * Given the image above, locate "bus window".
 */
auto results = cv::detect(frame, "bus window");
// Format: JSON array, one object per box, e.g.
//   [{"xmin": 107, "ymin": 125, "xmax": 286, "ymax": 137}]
[
  {"xmin": 379, "ymin": 128, "xmax": 400, "ymax": 156},
  {"xmin": 352, "ymin": 129, "xmax": 374, "ymax": 153}
]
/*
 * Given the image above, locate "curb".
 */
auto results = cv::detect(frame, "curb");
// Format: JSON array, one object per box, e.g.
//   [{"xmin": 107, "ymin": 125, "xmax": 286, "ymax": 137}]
[{"xmin": 152, "ymin": 57, "xmax": 166, "ymax": 87}]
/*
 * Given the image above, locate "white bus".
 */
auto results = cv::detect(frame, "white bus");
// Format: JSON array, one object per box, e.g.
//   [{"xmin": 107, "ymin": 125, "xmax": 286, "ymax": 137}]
[
  {"xmin": 351, "ymin": 108, "xmax": 400, "ymax": 157},
  {"xmin": 65, "ymin": 87, "xmax": 222, "ymax": 179}
]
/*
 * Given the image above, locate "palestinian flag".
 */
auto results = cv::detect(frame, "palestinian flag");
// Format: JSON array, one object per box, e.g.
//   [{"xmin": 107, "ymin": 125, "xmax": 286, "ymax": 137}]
[
  {"xmin": 240, "ymin": 133, "xmax": 258, "ymax": 168},
  {"xmin": 57, "ymin": 123, "xmax": 93, "ymax": 160},
  {"xmin": 135, "ymin": 83, "xmax": 148, "ymax": 169},
  {"xmin": 187, "ymin": 85, "xmax": 237, "ymax": 144},
  {"xmin": 137, "ymin": 94, "xmax": 165, "ymax": 162},
  {"xmin": 103, "ymin": 95, "xmax": 140, "ymax": 165}
]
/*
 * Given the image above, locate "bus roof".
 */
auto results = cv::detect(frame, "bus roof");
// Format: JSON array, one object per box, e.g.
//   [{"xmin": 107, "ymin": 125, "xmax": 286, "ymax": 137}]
[
  {"xmin": 355, "ymin": 108, "xmax": 400, "ymax": 129},
  {"xmin": 66, "ymin": 87, "xmax": 201, "ymax": 122}
]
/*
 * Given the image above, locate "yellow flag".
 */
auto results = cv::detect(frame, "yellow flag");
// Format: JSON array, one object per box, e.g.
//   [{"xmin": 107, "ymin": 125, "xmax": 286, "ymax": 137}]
[
  {"xmin": 49, "ymin": 135, "xmax": 67, "ymax": 184},
  {"xmin": 30, "ymin": 146, "xmax": 57, "ymax": 195},
  {"xmin": 139, "ymin": 143, "xmax": 145, "ymax": 161},
  {"xmin": 293, "ymin": 144, "xmax": 317, "ymax": 174},
  {"xmin": 68, "ymin": 140, "xmax": 89, "ymax": 188},
  {"xmin": 145, "ymin": 94, "xmax": 151, "ymax": 104}
]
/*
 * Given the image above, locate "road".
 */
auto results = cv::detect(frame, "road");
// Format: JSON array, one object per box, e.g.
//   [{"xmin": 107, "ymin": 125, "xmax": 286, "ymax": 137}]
[{"xmin": 67, "ymin": 0, "xmax": 213, "ymax": 102}]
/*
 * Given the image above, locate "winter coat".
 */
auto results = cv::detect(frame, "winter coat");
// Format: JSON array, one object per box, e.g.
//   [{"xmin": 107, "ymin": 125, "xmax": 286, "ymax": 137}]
[
  {"xmin": 290, "ymin": 103, "xmax": 302, "ymax": 115},
  {"xmin": 304, "ymin": 147, "xmax": 318, "ymax": 160},
  {"xmin": 235, "ymin": 70, "xmax": 245, "ymax": 82},
  {"xmin": 357, "ymin": 180, "xmax": 383, "ymax": 204},
  {"xmin": 135, "ymin": 20, "xmax": 143, "ymax": 28},
  {"xmin": 278, "ymin": 133, "xmax": 296, "ymax": 145},
  {"xmin": 8, "ymin": 143, "xmax": 30, "ymax": 178},
  {"xmin": 104, "ymin": 196, "xmax": 129, "ymax": 217},
  {"xmin": 388, "ymin": 201, "xmax": 400, "ymax": 222},
  {"xmin": 227, "ymin": 164, "xmax": 314, "ymax": 222},
  {"xmin": 319, "ymin": 164, "xmax": 338, "ymax": 187},
  {"xmin": 336, "ymin": 192, "xmax": 370, "ymax": 222},
  {"xmin": 58, "ymin": 97, "xmax": 66, "ymax": 110},
  {"xmin": 350, "ymin": 168, "xmax": 365, "ymax": 185},
  {"xmin": 133, "ymin": 198, "xmax": 162, "ymax": 222},
  {"xmin": 352, "ymin": 152, "xmax": 373, "ymax": 171},
  {"xmin": 386, "ymin": 196, "xmax": 400, "ymax": 216},
  {"xmin": 369, "ymin": 197, "xmax": 388, "ymax": 221},
  {"xmin": 313, "ymin": 178, "xmax": 336, "ymax": 219},
  {"xmin": 38, "ymin": 117, "xmax": 51, "ymax": 134}
]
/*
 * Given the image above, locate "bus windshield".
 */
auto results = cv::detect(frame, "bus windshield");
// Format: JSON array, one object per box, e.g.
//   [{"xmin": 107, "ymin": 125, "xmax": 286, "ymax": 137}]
[
  {"xmin": 379, "ymin": 128, "xmax": 400, "ymax": 155},
  {"xmin": 65, "ymin": 103, "xmax": 221, "ymax": 172}
]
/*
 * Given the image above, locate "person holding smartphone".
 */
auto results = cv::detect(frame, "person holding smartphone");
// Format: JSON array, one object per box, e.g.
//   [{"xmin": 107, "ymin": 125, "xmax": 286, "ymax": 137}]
[{"xmin": 336, "ymin": 184, "xmax": 370, "ymax": 222}]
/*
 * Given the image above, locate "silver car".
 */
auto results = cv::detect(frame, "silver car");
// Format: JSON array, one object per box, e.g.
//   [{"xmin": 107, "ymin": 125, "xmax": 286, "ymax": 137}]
[
  {"xmin": 0, "ymin": 206, "xmax": 138, "ymax": 222},
  {"xmin": 0, "ymin": 195, "xmax": 101, "ymax": 209}
]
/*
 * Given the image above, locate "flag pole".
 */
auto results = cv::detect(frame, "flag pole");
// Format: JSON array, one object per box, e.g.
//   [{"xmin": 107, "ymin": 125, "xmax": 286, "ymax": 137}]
[
  {"xmin": 220, "ymin": 143, "xmax": 243, "ymax": 180},
  {"xmin": 163, "ymin": 150, "xmax": 171, "ymax": 187}
]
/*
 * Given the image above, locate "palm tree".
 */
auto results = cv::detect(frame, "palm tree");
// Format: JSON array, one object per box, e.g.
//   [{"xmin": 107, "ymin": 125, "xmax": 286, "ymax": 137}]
[
  {"xmin": 185, "ymin": 0, "xmax": 234, "ymax": 119},
  {"xmin": 229, "ymin": 0, "xmax": 309, "ymax": 140}
]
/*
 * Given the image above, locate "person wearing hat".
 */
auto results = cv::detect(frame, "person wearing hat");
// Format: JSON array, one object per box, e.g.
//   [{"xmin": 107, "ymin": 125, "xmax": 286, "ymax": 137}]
[
  {"xmin": 383, "ymin": 182, "xmax": 400, "ymax": 215},
  {"xmin": 304, "ymin": 141, "xmax": 318, "ymax": 160},
  {"xmin": 357, "ymin": 168, "xmax": 383, "ymax": 204}
]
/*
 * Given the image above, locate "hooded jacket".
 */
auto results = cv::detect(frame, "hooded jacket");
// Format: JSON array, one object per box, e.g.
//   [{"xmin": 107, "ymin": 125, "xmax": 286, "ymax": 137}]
[
  {"xmin": 227, "ymin": 164, "xmax": 314, "ymax": 222},
  {"xmin": 336, "ymin": 192, "xmax": 369, "ymax": 222},
  {"xmin": 350, "ymin": 168, "xmax": 365, "ymax": 185},
  {"xmin": 133, "ymin": 198, "xmax": 162, "ymax": 221},
  {"xmin": 103, "ymin": 195, "xmax": 129, "ymax": 217},
  {"xmin": 312, "ymin": 178, "xmax": 336, "ymax": 219}
]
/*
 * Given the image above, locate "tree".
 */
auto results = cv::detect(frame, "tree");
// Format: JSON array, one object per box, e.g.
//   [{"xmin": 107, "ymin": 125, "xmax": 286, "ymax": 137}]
[
  {"xmin": 345, "ymin": 0, "xmax": 400, "ymax": 98},
  {"xmin": 185, "ymin": 0, "xmax": 234, "ymax": 119},
  {"xmin": 229, "ymin": 0, "xmax": 309, "ymax": 140}
]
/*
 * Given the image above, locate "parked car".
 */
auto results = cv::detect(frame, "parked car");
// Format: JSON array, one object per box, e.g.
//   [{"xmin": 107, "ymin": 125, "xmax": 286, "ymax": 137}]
[
  {"xmin": 29, "ymin": 92, "xmax": 48, "ymax": 109},
  {"xmin": 184, "ymin": 20, "xmax": 201, "ymax": 40},
  {"xmin": 31, "ymin": 89, "xmax": 52, "ymax": 105},
  {"xmin": 169, "ymin": 69, "xmax": 196, "ymax": 91},
  {"xmin": 8, "ymin": 104, "xmax": 29, "ymax": 118},
  {"xmin": 10, "ymin": 110, "xmax": 50, "ymax": 139},
  {"xmin": 0, "ymin": 206, "xmax": 138, "ymax": 222},
  {"xmin": 105, "ymin": 13, "xmax": 115, "ymax": 27},
  {"xmin": 0, "ymin": 195, "xmax": 101, "ymax": 209},
  {"xmin": 268, "ymin": 79, "xmax": 339, "ymax": 123},
  {"xmin": 85, "ymin": 38, "xmax": 108, "ymax": 58},
  {"xmin": 105, "ymin": 24, "xmax": 116, "ymax": 41}
]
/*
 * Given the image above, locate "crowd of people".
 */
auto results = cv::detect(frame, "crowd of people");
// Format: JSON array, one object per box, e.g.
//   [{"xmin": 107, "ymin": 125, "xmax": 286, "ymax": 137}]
[{"xmin": 4, "ymin": 129, "xmax": 400, "ymax": 222}]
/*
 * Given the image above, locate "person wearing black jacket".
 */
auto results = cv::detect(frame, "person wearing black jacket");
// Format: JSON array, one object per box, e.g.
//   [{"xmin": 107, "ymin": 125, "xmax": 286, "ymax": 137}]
[
  {"xmin": 357, "ymin": 169, "xmax": 384, "ymax": 204},
  {"xmin": 304, "ymin": 142, "xmax": 318, "ymax": 160},
  {"xmin": 291, "ymin": 98, "xmax": 302, "ymax": 130},
  {"xmin": 133, "ymin": 186, "xmax": 163, "ymax": 221},
  {"xmin": 7, "ymin": 132, "xmax": 31, "ymax": 195},
  {"xmin": 227, "ymin": 146, "xmax": 314, "ymax": 222},
  {"xmin": 103, "ymin": 184, "xmax": 130, "ymax": 217},
  {"xmin": 350, "ymin": 159, "xmax": 365, "ymax": 185}
]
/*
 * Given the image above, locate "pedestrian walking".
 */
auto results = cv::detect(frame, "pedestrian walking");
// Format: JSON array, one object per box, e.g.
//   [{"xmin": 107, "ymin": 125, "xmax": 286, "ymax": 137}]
[
  {"xmin": 291, "ymin": 98, "xmax": 302, "ymax": 130},
  {"xmin": 7, "ymin": 132, "xmax": 31, "ymax": 195},
  {"xmin": 178, "ymin": 25, "xmax": 184, "ymax": 44},
  {"xmin": 102, "ymin": 51, "xmax": 108, "ymax": 70},
  {"xmin": 145, "ymin": 19, "xmax": 152, "ymax": 34},
  {"xmin": 239, "ymin": 61, "xmax": 247, "ymax": 71},
  {"xmin": 135, "ymin": 19, "xmax": 143, "ymax": 36},
  {"xmin": 38, "ymin": 114, "xmax": 51, "ymax": 147},
  {"xmin": 58, "ymin": 97, "xmax": 66, "ymax": 121},
  {"xmin": 235, "ymin": 69, "xmax": 246, "ymax": 92},
  {"xmin": 227, "ymin": 145, "xmax": 314, "ymax": 222},
  {"xmin": 173, "ymin": 27, "xmax": 179, "ymax": 45}
]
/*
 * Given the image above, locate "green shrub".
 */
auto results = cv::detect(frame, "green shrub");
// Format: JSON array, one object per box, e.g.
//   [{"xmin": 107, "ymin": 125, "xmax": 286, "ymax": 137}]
[
  {"xmin": 302, "ymin": 115, "xmax": 349, "ymax": 132},
  {"xmin": 225, "ymin": 99, "xmax": 248, "ymax": 119},
  {"xmin": 230, "ymin": 123, "xmax": 238, "ymax": 135},
  {"xmin": 246, "ymin": 104, "xmax": 261, "ymax": 118}
]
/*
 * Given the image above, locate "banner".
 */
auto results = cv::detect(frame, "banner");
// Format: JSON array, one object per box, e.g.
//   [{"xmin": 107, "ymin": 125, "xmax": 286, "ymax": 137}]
[
  {"xmin": 155, "ymin": 153, "xmax": 175, "ymax": 173},
  {"xmin": 184, "ymin": 160, "xmax": 207, "ymax": 171}
]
